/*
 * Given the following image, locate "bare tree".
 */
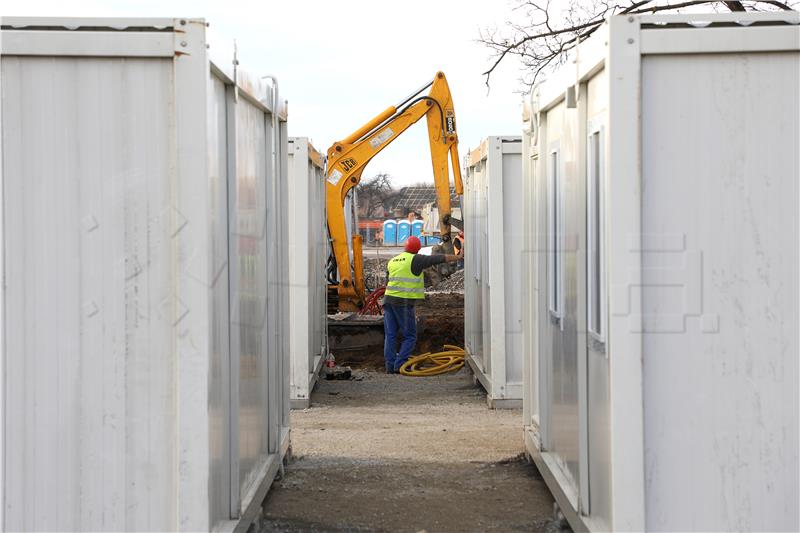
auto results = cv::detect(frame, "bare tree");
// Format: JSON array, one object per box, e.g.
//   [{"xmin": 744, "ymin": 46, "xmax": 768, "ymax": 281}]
[
  {"xmin": 479, "ymin": 0, "xmax": 796, "ymax": 90},
  {"xmin": 356, "ymin": 173, "xmax": 400, "ymax": 218}
]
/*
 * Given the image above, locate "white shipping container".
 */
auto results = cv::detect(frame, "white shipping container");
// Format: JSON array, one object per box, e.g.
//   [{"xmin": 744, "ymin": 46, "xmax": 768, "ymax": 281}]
[
  {"xmin": 464, "ymin": 137, "xmax": 524, "ymax": 408},
  {"xmin": 522, "ymin": 13, "xmax": 799, "ymax": 531},
  {"xmin": 0, "ymin": 18, "xmax": 290, "ymax": 531},
  {"xmin": 288, "ymin": 138, "xmax": 327, "ymax": 408}
]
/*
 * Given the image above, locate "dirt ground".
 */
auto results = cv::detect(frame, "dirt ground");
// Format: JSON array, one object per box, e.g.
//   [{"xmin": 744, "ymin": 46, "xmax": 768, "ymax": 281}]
[
  {"xmin": 414, "ymin": 292, "xmax": 464, "ymax": 355},
  {"xmin": 261, "ymin": 369, "xmax": 560, "ymax": 532}
]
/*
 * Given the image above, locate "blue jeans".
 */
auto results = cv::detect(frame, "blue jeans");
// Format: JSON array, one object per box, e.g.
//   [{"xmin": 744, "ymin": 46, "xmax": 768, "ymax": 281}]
[{"xmin": 383, "ymin": 303, "xmax": 417, "ymax": 372}]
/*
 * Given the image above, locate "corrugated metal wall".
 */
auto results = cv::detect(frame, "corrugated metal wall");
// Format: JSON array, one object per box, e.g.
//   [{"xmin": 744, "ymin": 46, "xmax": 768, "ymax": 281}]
[
  {"xmin": 0, "ymin": 18, "xmax": 290, "ymax": 531},
  {"xmin": 288, "ymin": 138, "xmax": 327, "ymax": 408},
  {"xmin": 3, "ymin": 52, "xmax": 179, "ymax": 531}
]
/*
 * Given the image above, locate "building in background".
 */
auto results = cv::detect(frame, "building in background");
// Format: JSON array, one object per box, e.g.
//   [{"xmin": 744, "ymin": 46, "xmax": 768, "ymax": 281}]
[{"xmin": 359, "ymin": 186, "xmax": 460, "ymax": 246}]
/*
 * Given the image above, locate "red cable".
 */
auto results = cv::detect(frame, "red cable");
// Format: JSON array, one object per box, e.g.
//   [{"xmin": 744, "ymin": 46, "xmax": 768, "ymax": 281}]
[{"xmin": 358, "ymin": 286, "xmax": 386, "ymax": 316}]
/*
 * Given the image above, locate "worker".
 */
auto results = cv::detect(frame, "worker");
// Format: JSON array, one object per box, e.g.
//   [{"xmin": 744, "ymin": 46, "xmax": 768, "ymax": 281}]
[{"xmin": 383, "ymin": 235, "xmax": 460, "ymax": 374}]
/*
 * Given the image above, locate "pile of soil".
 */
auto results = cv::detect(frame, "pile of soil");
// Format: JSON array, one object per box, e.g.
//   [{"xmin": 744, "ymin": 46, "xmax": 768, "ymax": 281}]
[{"xmin": 415, "ymin": 291, "xmax": 464, "ymax": 354}]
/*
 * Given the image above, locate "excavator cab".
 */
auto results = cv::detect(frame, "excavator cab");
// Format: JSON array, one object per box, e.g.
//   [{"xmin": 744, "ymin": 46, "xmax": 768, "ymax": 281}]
[{"xmin": 326, "ymin": 72, "xmax": 463, "ymax": 312}]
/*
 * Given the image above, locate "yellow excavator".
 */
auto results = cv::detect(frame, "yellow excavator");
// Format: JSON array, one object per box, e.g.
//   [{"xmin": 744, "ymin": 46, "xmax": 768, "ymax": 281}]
[{"xmin": 326, "ymin": 71, "xmax": 463, "ymax": 312}]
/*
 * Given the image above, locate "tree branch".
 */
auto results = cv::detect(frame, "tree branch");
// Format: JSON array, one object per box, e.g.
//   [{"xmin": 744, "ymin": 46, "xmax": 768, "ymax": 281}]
[
  {"xmin": 480, "ymin": 0, "xmax": 799, "ymax": 90},
  {"xmin": 481, "ymin": 18, "xmax": 605, "ymax": 85}
]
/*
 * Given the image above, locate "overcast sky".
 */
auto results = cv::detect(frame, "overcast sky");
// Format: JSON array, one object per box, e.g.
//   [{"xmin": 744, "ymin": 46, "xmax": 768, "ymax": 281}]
[{"xmin": 4, "ymin": 0, "xmax": 528, "ymax": 186}]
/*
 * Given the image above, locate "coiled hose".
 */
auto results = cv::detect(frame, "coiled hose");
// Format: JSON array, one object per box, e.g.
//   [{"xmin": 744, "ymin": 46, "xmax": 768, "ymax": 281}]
[{"xmin": 399, "ymin": 345, "xmax": 465, "ymax": 377}]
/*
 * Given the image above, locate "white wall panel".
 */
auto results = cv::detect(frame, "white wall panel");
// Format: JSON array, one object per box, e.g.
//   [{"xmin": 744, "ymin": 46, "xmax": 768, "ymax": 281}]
[
  {"xmin": 523, "ymin": 12, "xmax": 799, "ymax": 532},
  {"xmin": 0, "ymin": 18, "xmax": 290, "ymax": 532},
  {"xmin": 288, "ymin": 138, "xmax": 327, "ymax": 409},
  {"xmin": 464, "ymin": 136, "xmax": 524, "ymax": 407},
  {"xmin": 641, "ymin": 51, "xmax": 799, "ymax": 531}
]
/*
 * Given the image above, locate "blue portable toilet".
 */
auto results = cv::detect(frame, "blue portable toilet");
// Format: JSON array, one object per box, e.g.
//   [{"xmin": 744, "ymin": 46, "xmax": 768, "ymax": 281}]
[
  {"xmin": 397, "ymin": 220, "xmax": 411, "ymax": 245},
  {"xmin": 382, "ymin": 220, "xmax": 397, "ymax": 246},
  {"xmin": 411, "ymin": 220, "xmax": 423, "ymax": 238},
  {"xmin": 426, "ymin": 235, "xmax": 442, "ymax": 246}
]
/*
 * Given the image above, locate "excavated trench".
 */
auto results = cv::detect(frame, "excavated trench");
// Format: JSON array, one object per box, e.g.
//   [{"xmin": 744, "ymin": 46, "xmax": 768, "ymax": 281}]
[
  {"xmin": 329, "ymin": 292, "xmax": 465, "ymax": 370},
  {"xmin": 330, "ymin": 257, "xmax": 466, "ymax": 370}
]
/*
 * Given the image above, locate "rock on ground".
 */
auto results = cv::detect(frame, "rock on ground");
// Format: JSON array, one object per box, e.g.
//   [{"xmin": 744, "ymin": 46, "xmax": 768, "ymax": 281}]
[{"xmin": 431, "ymin": 269, "xmax": 464, "ymax": 292}]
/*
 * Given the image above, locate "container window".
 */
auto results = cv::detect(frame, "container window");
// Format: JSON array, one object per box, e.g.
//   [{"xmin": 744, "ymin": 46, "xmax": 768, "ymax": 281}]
[
  {"xmin": 547, "ymin": 148, "xmax": 563, "ymax": 321},
  {"xmin": 587, "ymin": 127, "xmax": 606, "ymax": 342},
  {"xmin": 472, "ymin": 186, "xmax": 480, "ymax": 279}
]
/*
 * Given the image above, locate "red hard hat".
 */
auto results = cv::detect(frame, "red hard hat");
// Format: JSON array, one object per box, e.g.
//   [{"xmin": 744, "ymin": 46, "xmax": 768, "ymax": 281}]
[{"xmin": 405, "ymin": 236, "xmax": 422, "ymax": 253}]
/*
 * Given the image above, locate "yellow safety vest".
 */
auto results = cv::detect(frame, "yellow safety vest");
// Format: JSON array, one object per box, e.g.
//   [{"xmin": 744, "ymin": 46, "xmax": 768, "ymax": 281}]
[{"xmin": 385, "ymin": 252, "xmax": 425, "ymax": 300}]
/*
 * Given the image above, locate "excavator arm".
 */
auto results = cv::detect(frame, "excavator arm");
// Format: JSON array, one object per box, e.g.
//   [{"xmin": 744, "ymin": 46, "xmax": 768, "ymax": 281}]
[{"xmin": 326, "ymin": 71, "xmax": 463, "ymax": 312}]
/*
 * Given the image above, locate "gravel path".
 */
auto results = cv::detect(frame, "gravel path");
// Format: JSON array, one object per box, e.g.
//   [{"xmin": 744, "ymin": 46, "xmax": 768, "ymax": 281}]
[{"xmin": 261, "ymin": 369, "xmax": 559, "ymax": 532}]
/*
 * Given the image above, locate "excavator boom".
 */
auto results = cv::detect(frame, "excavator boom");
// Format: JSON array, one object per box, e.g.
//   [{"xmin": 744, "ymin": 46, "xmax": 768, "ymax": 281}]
[{"xmin": 326, "ymin": 71, "xmax": 462, "ymax": 311}]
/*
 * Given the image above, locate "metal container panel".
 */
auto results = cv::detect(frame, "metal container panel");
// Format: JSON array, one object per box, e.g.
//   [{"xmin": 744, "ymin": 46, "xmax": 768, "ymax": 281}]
[
  {"xmin": 464, "ymin": 154, "xmax": 486, "ymax": 378},
  {"xmin": 523, "ymin": 12, "xmax": 799, "ymax": 532},
  {"xmin": 231, "ymin": 89, "xmax": 271, "ymax": 503},
  {"xmin": 584, "ymin": 67, "xmax": 612, "ymax": 527},
  {"xmin": 535, "ymin": 98, "xmax": 583, "ymax": 499},
  {"xmin": 464, "ymin": 137, "xmax": 524, "ymax": 407},
  {"xmin": 640, "ymin": 51, "xmax": 799, "ymax": 531},
  {"xmin": 2, "ymin": 53, "xmax": 179, "ymax": 532},
  {"xmin": 1, "ymin": 18, "xmax": 290, "ymax": 532},
  {"xmin": 208, "ymin": 70, "xmax": 233, "ymax": 527},
  {"xmin": 287, "ymin": 138, "xmax": 327, "ymax": 408},
  {"xmin": 279, "ymin": 117, "xmax": 291, "ymax": 435},
  {"xmin": 268, "ymin": 112, "xmax": 291, "ymax": 456},
  {"xmin": 521, "ymin": 101, "xmax": 540, "ymax": 430}
]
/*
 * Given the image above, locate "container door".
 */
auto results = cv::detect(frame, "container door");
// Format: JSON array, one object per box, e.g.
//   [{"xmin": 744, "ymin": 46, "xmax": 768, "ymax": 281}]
[
  {"xmin": 208, "ymin": 73, "xmax": 235, "ymax": 524},
  {"xmin": 584, "ymin": 73, "xmax": 612, "ymax": 526},
  {"xmin": 540, "ymin": 101, "xmax": 582, "ymax": 503},
  {"xmin": 464, "ymin": 166, "xmax": 482, "ymax": 361},
  {"xmin": 397, "ymin": 221, "xmax": 410, "ymax": 244},
  {"xmin": 383, "ymin": 221, "xmax": 396, "ymax": 246},
  {"xmin": 480, "ymin": 172, "xmax": 492, "ymax": 374}
]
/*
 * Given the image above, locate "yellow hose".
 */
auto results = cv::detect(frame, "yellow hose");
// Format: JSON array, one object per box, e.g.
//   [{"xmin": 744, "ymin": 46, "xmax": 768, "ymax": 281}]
[{"xmin": 399, "ymin": 345, "xmax": 465, "ymax": 377}]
